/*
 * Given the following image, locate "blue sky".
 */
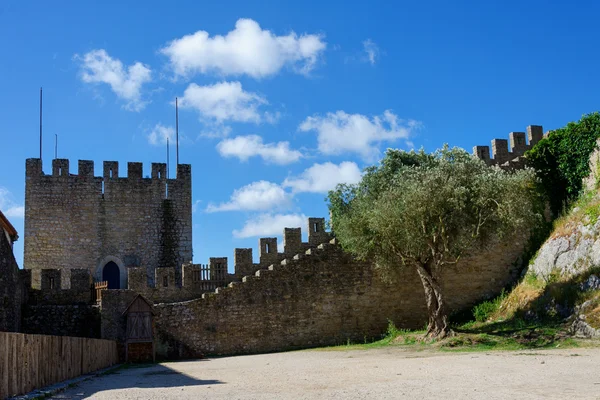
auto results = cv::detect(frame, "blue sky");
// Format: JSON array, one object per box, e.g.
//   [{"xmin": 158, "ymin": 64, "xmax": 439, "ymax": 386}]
[{"xmin": 1, "ymin": 0, "xmax": 600, "ymax": 269}]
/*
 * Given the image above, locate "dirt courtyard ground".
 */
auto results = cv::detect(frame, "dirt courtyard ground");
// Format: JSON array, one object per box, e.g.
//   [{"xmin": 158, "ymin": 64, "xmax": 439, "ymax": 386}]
[{"xmin": 49, "ymin": 347, "xmax": 600, "ymax": 399}]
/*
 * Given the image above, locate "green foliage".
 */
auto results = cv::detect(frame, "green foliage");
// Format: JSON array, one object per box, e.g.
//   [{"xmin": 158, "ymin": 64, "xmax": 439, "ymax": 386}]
[
  {"xmin": 523, "ymin": 271, "xmax": 543, "ymax": 288},
  {"xmin": 584, "ymin": 202, "xmax": 600, "ymax": 225},
  {"xmin": 386, "ymin": 319, "xmax": 401, "ymax": 338},
  {"xmin": 377, "ymin": 320, "xmax": 419, "ymax": 345},
  {"xmin": 526, "ymin": 112, "xmax": 600, "ymax": 215},
  {"xmin": 551, "ymin": 190, "xmax": 600, "ymax": 237},
  {"xmin": 472, "ymin": 290, "xmax": 508, "ymax": 322},
  {"xmin": 328, "ymin": 146, "xmax": 543, "ymax": 277}
]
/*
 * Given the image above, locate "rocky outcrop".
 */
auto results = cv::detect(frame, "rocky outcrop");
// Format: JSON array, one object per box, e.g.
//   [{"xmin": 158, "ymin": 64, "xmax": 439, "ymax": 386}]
[
  {"xmin": 570, "ymin": 298, "xmax": 600, "ymax": 338},
  {"xmin": 529, "ymin": 219, "xmax": 600, "ymax": 279}
]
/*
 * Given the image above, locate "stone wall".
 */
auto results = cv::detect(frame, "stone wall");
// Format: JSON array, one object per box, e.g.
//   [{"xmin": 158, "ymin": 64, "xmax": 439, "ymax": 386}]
[
  {"xmin": 23, "ymin": 268, "xmax": 93, "ymax": 305},
  {"xmin": 23, "ymin": 159, "xmax": 192, "ymax": 287},
  {"xmin": 100, "ymin": 290, "xmax": 139, "ymax": 360},
  {"xmin": 127, "ymin": 260, "xmax": 233, "ymax": 304},
  {"xmin": 100, "ymin": 290, "xmax": 138, "ymax": 343},
  {"xmin": 21, "ymin": 304, "xmax": 100, "ymax": 338},
  {"xmin": 0, "ymin": 227, "xmax": 24, "ymax": 332},
  {"xmin": 129, "ymin": 234, "xmax": 525, "ymax": 359},
  {"xmin": 122, "ymin": 218, "xmax": 330, "ymax": 304}
]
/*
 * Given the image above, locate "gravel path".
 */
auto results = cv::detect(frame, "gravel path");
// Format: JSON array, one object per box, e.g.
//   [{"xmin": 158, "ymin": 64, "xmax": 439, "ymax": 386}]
[{"xmin": 49, "ymin": 347, "xmax": 600, "ymax": 399}]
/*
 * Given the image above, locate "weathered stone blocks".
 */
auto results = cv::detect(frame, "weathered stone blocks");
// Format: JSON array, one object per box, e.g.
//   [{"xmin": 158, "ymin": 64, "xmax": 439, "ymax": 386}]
[{"xmin": 23, "ymin": 158, "xmax": 192, "ymax": 288}]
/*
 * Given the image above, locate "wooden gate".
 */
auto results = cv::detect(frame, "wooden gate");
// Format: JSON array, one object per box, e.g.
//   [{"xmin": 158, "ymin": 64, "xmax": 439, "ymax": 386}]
[{"xmin": 122, "ymin": 295, "xmax": 155, "ymax": 362}]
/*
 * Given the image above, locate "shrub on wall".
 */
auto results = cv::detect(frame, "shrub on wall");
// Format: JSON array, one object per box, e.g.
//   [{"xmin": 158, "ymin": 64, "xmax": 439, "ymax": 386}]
[{"xmin": 526, "ymin": 112, "xmax": 600, "ymax": 215}]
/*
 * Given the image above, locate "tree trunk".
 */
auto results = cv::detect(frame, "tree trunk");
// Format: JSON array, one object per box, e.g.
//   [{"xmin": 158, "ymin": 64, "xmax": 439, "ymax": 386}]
[{"xmin": 416, "ymin": 264, "xmax": 452, "ymax": 339}]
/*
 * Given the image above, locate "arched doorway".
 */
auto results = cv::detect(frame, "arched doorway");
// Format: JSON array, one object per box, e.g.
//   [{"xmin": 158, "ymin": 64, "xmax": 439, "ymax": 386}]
[{"xmin": 102, "ymin": 261, "xmax": 121, "ymax": 289}]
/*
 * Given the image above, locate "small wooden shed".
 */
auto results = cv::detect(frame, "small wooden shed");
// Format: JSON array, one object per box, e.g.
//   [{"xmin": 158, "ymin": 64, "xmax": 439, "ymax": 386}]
[{"xmin": 122, "ymin": 294, "xmax": 155, "ymax": 363}]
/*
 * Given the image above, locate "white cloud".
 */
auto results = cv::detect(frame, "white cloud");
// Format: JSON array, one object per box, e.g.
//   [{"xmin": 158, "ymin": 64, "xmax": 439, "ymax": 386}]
[
  {"xmin": 283, "ymin": 162, "xmax": 362, "ymax": 193},
  {"xmin": 75, "ymin": 49, "xmax": 152, "ymax": 111},
  {"xmin": 206, "ymin": 181, "xmax": 290, "ymax": 213},
  {"xmin": 233, "ymin": 213, "xmax": 307, "ymax": 238},
  {"xmin": 0, "ymin": 187, "xmax": 24, "ymax": 219},
  {"xmin": 363, "ymin": 39, "xmax": 380, "ymax": 65},
  {"xmin": 192, "ymin": 200, "xmax": 202, "ymax": 213},
  {"xmin": 199, "ymin": 125, "xmax": 232, "ymax": 139},
  {"xmin": 299, "ymin": 110, "xmax": 420, "ymax": 160},
  {"xmin": 216, "ymin": 135, "xmax": 302, "ymax": 165},
  {"xmin": 179, "ymin": 81, "xmax": 268, "ymax": 124},
  {"xmin": 147, "ymin": 123, "xmax": 175, "ymax": 146},
  {"xmin": 4, "ymin": 206, "xmax": 24, "ymax": 219},
  {"xmin": 160, "ymin": 18, "xmax": 326, "ymax": 79}
]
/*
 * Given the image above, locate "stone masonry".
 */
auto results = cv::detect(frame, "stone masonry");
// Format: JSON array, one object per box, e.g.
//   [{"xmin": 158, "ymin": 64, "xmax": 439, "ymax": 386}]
[
  {"xmin": 0, "ymin": 218, "xmax": 24, "ymax": 332},
  {"xmin": 100, "ymin": 221, "xmax": 528, "ymax": 359},
  {"xmin": 24, "ymin": 158, "xmax": 192, "ymax": 288}
]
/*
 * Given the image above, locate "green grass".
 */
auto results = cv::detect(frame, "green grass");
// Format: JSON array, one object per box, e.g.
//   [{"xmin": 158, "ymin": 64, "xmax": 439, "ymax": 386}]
[
  {"xmin": 314, "ymin": 321, "xmax": 428, "ymax": 352},
  {"xmin": 552, "ymin": 190, "xmax": 600, "ymax": 238},
  {"xmin": 472, "ymin": 289, "xmax": 508, "ymax": 322}
]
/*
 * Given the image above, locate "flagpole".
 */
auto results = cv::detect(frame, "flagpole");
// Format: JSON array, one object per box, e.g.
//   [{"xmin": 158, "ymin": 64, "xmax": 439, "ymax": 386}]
[
  {"xmin": 39, "ymin": 87, "xmax": 43, "ymax": 161},
  {"xmin": 166, "ymin": 137, "xmax": 170, "ymax": 180},
  {"xmin": 176, "ymin": 97, "xmax": 179, "ymax": 166}
]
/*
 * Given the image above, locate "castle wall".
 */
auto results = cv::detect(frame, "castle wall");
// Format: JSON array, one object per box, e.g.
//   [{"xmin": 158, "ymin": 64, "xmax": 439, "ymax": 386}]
[
  {"xmin": 0, "ymin": 226, "xmax": 24, "ymax": 332},
  {"xmin": 23, "ymin": 268, "xmax": 93, "ymax": 305},
  {"xmin": 21, "ymin": 304, "xmax": 101, "ymax": 338},
  {"xmin": 100, "ymin": 218, "xmax": 331, "ymax": 305},
  {"xmin": 473, "ymin": 125, "xmax": 545, "ymax": 168},
  {"xmin": 99, "ymin": 223, "xmax": 526, "ymax": 359},
  {"xmin": 233, "ymin": 218, "xmax": 328, "ymax": 279},
  {"xmin": 127, "ymin": 258, "xmax": 233, "ymax": 304},
  {"xmin": 24, "ymin": 159, "xmax": 192, "ymax": 286},
  {"xmin": 149, "ymin": 236, "xmax": 524, "ymax": 358}
]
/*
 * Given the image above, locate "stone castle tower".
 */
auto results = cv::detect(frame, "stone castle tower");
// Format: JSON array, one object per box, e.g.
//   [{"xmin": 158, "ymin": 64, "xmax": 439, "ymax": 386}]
[{"xmin": 23, "ymin": 158, "xmax": 192, "ymax": 289}]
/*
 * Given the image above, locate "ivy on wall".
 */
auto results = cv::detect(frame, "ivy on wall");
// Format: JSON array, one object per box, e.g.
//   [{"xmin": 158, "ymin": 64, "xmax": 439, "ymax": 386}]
[
  {"xmin": 160, "ymin": 199, "xmax": 179, "ymax": 269},
  {"xmin": 526, "ymin": 112, "xmax": 600, "ymax": 215}
]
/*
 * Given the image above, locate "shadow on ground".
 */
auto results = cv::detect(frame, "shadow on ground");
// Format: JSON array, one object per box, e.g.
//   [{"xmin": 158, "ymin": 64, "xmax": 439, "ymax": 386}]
[{"xmin": 50, "ymin": 362, "xmax": 223, "ymax": 399}]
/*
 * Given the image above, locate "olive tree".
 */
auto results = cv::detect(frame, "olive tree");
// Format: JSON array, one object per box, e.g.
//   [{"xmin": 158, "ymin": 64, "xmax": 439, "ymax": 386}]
[{"xmin": 328, "ymin": 146, "xmax": 541, "ymax": 338}]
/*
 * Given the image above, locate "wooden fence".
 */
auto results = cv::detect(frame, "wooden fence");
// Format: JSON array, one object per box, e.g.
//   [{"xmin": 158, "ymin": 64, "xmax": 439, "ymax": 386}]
[
  {"xmin": 93, "ymin": 281, "xmax": 108, "ymax": 303},
  {"xmin": 0, "ymin": 332, "xmax": 119, "ymax": 399},
  {"xmin": 191, "ymin": 264, "xmax": 227, "ymax": 292}
]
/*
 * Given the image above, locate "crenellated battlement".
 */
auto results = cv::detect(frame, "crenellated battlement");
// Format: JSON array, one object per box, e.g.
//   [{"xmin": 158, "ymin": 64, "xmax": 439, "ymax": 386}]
[
  {"xmin": 473, "ymin": 125, "xmax": 547, "ymax": 169},
  {"xmin": 234, "ymin": 217, "xmax": 330, "ymax": 278},
  {"xmin": 21, "ymin": 268, "xmax": 93, "ymax": 305},
  {"xmin": 124, "ymin": 257, "xmax": 233, "ymax": 303},
  {"xmin": 19, "ymin": 214, "xmax": 333, "ymax": 306},
  {"xmin": 88, "ymin": 217, "xmax": 333, "ymax": 304},
  {"xmin": 26, "ymin": 158, "xmax": 191, "ymax": 183}
]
